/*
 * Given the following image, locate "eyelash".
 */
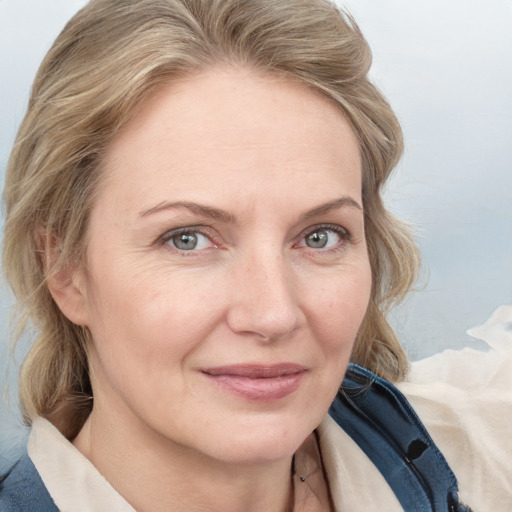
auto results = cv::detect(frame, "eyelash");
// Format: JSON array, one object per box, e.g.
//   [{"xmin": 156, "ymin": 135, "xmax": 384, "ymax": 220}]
[
  {"xmin": 157, "ymin": 223, "xmax": 351, "ymax": 256},
  {"xmin": 158, "ymin": 226, "xmax": 218, "ymax": 255},
  {"xmin": 296, "ymin": 224, "xmax": 351, "ymax": 254}
]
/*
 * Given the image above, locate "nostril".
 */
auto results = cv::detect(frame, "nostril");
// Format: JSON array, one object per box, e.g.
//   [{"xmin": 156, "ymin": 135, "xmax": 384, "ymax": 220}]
[{"xmin": 406, "ymin": 439, "xmax": 428, "ymax": 461}]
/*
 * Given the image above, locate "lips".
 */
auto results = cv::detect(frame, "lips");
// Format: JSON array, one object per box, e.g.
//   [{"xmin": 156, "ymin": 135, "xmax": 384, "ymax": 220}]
[{"xmin": 201, "ymin": 364, "xmax": 306, "ymax": 401}]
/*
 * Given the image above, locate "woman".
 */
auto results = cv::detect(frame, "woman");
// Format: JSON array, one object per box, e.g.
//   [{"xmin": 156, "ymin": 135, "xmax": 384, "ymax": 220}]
[{"xmin": 1, "ymin": 0, "xmax": 510, "ymax": 510}]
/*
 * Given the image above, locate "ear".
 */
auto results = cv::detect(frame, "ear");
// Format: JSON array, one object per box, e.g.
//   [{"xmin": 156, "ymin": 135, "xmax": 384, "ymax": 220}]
[{"xmin": 38, "ymin": 229, "xmax": 90, "ymax": 327}]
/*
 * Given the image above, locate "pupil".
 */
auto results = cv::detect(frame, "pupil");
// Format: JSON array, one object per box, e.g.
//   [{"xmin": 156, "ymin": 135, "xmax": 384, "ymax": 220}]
[
  {"xmin": 174, "ymin": 233, "xmax": 197, "ymax": 250},
  {"xmin": 307, "ymin": 230, "xmax": 328, "ymax": 248}
]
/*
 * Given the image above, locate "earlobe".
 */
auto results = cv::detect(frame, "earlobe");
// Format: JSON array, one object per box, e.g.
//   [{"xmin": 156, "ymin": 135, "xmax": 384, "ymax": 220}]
[{"xmin": 38, "ymin": 229, "xmax": 89, "ymax": 326}]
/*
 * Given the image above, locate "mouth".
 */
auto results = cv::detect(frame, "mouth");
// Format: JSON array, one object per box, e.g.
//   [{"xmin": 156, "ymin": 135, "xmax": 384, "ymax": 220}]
[{"xmin": 201, "ymin": 364, "xmax": 307, "ymax": 401}]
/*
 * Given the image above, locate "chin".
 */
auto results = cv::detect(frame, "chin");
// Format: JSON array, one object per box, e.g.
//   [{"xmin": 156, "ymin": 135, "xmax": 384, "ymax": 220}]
[
  {"xmin": 194, "ymin": 415, "xmax": 318, "ymax": 465},
  {"xmin": 211, "ymin": 438, "xmax": 303, "ymax": 465}
]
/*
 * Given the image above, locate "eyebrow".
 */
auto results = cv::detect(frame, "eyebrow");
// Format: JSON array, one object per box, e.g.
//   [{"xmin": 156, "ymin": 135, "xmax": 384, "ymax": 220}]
[
  {"xmin": 139, "ymin": 195, "xmax": 362, "ymax": 223},
  {"xmin": 299, "ymin": 196, "xmax": 363, "ymax": 221},
  {"xmin": 140, "ymin": 201, "xmax": 235, "ymax": 223}
]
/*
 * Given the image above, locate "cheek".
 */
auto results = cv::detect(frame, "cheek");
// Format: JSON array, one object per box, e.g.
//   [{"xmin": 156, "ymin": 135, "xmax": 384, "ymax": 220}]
[
  {"xmin": 83, "ymin": 265, "xmax": 223, "ymax": 372},
  {"xmin": 306, "ymin": 263, "xmax": 372, "ymax": 341}
]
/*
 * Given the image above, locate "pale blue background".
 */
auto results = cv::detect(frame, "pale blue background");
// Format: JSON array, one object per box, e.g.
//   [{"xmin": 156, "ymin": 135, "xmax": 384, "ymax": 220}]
[{"xmin": 1, "ymin": 0, "xmax": 511, "ymax": 470}]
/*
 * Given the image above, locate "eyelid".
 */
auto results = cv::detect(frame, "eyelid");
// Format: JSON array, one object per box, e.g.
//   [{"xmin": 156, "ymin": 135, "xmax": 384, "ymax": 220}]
[
  {"xmin": 294, "ymin": 223, "xmax": 351, "ymax": 250},
  {"xmin": 157, "ymin": 226, "xmax": 219, "ymax": 250},
  {"xmin": 300, "ymin": 223, "xmax": 350, "ymax": 239},
  {"xmin": 156, "ymin": 223, "xmax": 352, "ymax": 255}
]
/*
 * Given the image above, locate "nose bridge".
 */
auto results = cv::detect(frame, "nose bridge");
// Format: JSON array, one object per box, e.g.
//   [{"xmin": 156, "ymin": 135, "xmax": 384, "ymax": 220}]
[{"xmin": 226, "ymin": 245, "xmax": 299, "ymax": 341}]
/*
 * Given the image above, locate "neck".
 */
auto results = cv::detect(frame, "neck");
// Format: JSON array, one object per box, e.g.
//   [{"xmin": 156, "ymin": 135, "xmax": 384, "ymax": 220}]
[{"xmin": 73, "ymin": 406, "xmax": 294, "ymax": 512}]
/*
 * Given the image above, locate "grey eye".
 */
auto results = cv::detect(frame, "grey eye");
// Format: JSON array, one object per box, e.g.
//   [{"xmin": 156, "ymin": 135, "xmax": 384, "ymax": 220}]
[
  {"xmin": 305, "ymin": 230, "xmax": 329, "ymax": 248},
  {"xmin": 165, "ymin": 230, "xmax": 214, "ymax": 251},
  {"xmin": 171, "ymin": 232, "xmax": 198, "ymax": 250}
]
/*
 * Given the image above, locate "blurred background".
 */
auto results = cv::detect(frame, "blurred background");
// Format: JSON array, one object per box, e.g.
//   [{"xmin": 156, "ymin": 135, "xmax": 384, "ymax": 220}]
[{"xmin": 1, "ymin": 0, "xmax": 511, "ymax": 470}]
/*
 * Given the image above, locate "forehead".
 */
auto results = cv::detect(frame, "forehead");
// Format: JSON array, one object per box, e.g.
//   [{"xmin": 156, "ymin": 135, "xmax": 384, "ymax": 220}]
[{"xmin": 98, "ymin": 68, "xmax": 362, "ymax": 215}]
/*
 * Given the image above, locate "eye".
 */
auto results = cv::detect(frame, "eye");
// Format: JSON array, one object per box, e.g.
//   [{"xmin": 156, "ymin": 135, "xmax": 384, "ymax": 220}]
[
  {"xmin": 298, "ymin": 226, "xmax": 348, "ymax": 250},
  {"xmin": 163, "ymin": 229, "xmax": 214, "ymax": 251}
]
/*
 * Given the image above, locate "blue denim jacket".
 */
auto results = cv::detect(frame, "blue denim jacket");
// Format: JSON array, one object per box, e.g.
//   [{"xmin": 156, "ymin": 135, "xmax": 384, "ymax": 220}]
[
  {"xmin": 0, "ymin": 363, "xmax": 471, "ymax": 511},
  {"xmin": 0, "ymin": 449, "xmax": 57, "ymax": 511},
  {"xmin": 329, "ymin": 364, "xmax": 471, "ymax": 512}
]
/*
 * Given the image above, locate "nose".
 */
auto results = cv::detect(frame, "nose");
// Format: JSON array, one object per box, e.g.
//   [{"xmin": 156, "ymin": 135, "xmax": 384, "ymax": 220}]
[{"xmin": 226, "ymin": 251, "xmax": 302, "ymax": 342}]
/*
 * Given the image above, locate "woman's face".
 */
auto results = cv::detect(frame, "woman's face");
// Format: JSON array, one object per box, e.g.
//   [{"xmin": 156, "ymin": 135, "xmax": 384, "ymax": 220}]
[{"xmin": 64, "ymin": 69, "xmax": 371, "ymax": 463}]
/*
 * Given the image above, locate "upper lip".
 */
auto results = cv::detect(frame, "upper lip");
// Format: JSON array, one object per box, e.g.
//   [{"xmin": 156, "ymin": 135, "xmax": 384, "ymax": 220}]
[{"xmin": 201, "ymin": 363, "xmax": 306, "ymax": 379}]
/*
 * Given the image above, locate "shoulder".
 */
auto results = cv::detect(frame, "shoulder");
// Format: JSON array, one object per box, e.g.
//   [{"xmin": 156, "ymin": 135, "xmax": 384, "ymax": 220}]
[{"xmin": 0, "ymin": 451, "xmax": 57, "ymax": 512}]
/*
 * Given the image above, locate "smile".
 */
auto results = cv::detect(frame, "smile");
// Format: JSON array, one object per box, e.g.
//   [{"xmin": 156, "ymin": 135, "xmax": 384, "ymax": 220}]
[{"xmin": 201, "ymin": 364, "xmax": 307, "ymax": 401}]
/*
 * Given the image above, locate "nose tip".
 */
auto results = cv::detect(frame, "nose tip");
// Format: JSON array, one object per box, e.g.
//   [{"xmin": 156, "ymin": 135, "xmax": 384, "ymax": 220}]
[
  {"xmin": 226, "ymin": 259, "xmax": 301, "ymax": 342},
  {"xmin": 228, "ymin": 304, "xmax": 298, "ymax": 342}
]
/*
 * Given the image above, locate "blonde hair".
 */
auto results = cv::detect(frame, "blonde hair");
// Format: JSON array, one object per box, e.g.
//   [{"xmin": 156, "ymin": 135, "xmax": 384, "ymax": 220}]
[{"xmin": 3, "ymin": 0, "xmax": 419, "ymax": 438}]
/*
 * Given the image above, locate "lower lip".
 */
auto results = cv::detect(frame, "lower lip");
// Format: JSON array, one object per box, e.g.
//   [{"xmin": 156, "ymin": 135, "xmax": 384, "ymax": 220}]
[{"xmin": 203, "ymin": 372, "xmax": 305, "ymax": 402}]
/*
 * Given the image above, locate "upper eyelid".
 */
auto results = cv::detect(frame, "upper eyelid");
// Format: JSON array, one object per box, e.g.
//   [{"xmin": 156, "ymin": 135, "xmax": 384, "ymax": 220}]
[
  {"xmin": 292, "ymin": 224, "xmax": 352, "ymax": 253},
  {"xmin": 158, "ymin": 225, "xmax": 217, "ymax": 244},
  {"xmin": 298, "ymin": 223, "xmax": 350, "ymax": 239}
]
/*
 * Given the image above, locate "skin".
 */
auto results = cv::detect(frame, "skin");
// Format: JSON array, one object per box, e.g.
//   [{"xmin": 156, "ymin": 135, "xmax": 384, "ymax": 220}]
[{"xmin": 50, "ymin": 68, "xmax": 372, "ymax": 512}]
